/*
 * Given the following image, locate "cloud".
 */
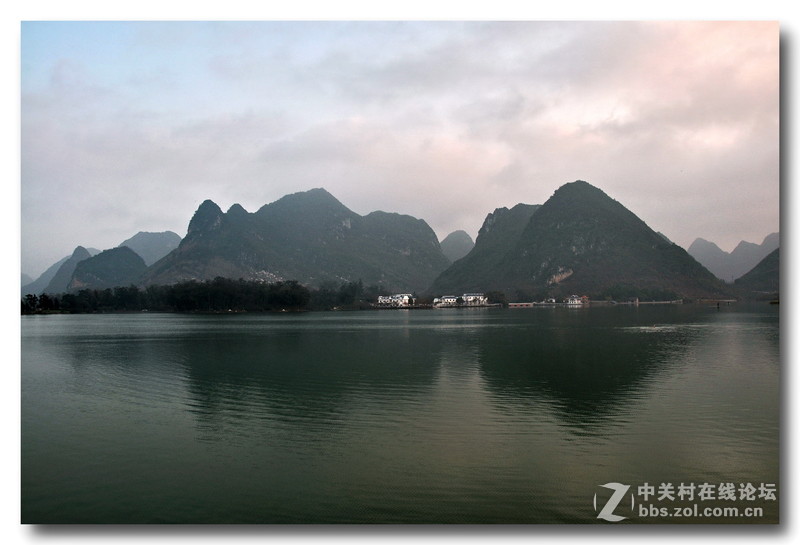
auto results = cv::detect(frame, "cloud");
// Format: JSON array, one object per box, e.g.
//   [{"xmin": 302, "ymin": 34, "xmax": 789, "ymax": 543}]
[{"xmin": 21, "ymin": 21, "xmax": 779, "ymax": 276}]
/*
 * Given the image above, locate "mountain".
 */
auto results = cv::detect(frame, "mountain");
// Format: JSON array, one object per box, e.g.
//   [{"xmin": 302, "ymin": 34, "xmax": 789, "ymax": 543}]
[
  {"xmin": 728, "ymin": 233, "xmax": 780, "ymax": 280},
  {"xmin": 22, "ymin": 247, "xmax": 100, "ymax": 295},
  {"xmin": 21, "ymin": 273, "xmax": 33, "ymax": 286},
  {"xmin": 431, "ymin": 180, "xmax": 730, "ymax": 300},
  {"xmin": 687, "ymin": 238, "xmax": 729, "ymax": 280},
  {"xmin": 439, "ymin": 230, "xmax": 475, "ymax": 262},
  {"xmin": 688, "ymin": 232, "xmax": 779, "ymax": 282},
  {"xmin": 68, "ymin": 246, "xmax": 148, "ymax": 291},
  {"xmin": 37, "ymin": 246, "xmax": 94, "ymax": 294},
  {"xmin": 657, "ymin": 232, "xmax": 674, "ymax": 244},
  {"xmin": 117, "ymin": 231, "xmax": 181, "ymax": 266},
  {"xmin": 22, "ymin": 255, "xmax": 69, "ymax": 294},
  {"xmin": 143, "ymin": 188, "xmax": 450, "ymax": 292},
  {"xmin": 734, "ymin": 247, "xmax": 779, "ymax": 299},
  {"xmin": 431, "ymin": 203, "xmax": 540, "ymax": 294}
]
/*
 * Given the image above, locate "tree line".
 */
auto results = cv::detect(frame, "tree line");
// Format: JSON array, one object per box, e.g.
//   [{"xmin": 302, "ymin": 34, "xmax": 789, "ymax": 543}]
[{"xmin": 21, "ymin": 278, "xmax": 398, "ymax": 314}]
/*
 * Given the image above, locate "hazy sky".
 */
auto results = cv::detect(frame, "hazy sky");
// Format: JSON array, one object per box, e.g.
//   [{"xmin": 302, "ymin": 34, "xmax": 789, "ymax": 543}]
[{"xmin": 21, "ymin": 20, "xmax": 779, "ymax": 277}]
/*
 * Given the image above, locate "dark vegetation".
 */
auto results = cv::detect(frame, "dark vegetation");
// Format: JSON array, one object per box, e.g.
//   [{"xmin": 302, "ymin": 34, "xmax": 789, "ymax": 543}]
[{"xmin": 21, "ymin": 278, "xmax": 393, "ymax": 314}]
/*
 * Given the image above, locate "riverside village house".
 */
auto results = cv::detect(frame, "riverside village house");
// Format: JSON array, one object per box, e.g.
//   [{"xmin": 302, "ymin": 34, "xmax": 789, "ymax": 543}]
[
  {"xmin": 377, "ymin": 294, "xmax": 416, "ymax": 307},
  {"xmin": 432, "ymin": 293, "xmax": 489, "ymax": 307},
  {"xmin": 376, "ymin": 293, "xmax": 490, "ymax": 308}
]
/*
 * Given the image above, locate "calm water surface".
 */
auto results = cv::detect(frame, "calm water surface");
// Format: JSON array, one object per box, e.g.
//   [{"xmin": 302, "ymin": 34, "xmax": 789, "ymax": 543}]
[{"xmin": 21, "ymin": 305, "xmax": 780, "ymax": 523}]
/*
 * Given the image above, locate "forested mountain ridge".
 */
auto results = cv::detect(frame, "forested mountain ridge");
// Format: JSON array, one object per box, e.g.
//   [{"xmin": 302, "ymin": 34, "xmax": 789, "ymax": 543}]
[
  {"xmin": 142, "ymin": 188, "xmax": 450, "ymax": 293},
  {"xmin": 431, "ymin": 181, "xmax": 731, "ymax": 300}
]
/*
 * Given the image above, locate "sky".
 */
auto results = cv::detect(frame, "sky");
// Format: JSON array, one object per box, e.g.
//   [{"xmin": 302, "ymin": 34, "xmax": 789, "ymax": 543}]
[{"xmin": 20, "ymin": 19, "xmax": 780, "ymax": 278}]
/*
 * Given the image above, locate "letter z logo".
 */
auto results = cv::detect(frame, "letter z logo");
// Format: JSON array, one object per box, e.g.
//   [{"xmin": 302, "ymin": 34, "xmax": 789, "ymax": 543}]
[{"xmin": 594, "ymin": 482, "xmax": 631, "ymax": 522}]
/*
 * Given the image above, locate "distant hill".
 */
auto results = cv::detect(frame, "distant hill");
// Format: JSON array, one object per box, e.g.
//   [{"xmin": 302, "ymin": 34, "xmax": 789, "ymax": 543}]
[
  {"xmin": 734, "ymin": 247, "xmax": 779, "ymax": 299},
  {"xmin": 22, "ymin": 247, "xmax": 100, "ymax": 295},
  {"xmin": 686, "ymin": 238, "xmax": 729, "ymax": 279},
  {"xmin": 117, "ymin": 231, "xmax": 181, "ymax": 266},
  {"xmin": 688, "ymin": 232, "xmax": 779, "ymax": 282},
  {"xmin": 39, "ymin": 246, "xmax": 93, "ymax": 294},
  {"xmin": 431, "ymin": 181, "xmax": 731, "ymax": 300},
  {"xmin": 439, "ymin": 230, "xmax": 475, "ymax": 262},
  {"xmin": 68, "ymin": 246, "xmax": 148, "ymax": 291},
  {"xmin": 143, "ymin": 188, "xmax": 450, "ymax": 293},
  {"xmin": 22, "ymin": 255, "xmax": 69, "ymax": 295}
]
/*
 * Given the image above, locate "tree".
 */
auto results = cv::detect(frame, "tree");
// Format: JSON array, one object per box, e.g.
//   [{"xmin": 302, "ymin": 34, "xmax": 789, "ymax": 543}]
[
  {"xmin": 38, "ymin": 293, "xmax": 58, "ymax": 311},
  {"xmin": 22, "ymin": 294, "xmax": 38, "ymax": 314},
  {"xmin": 337, "ymin": 280, "xmax": 364, "ymax": 306},
  {"xmin": 485, "ymin": 290, "xmax": 507, "ymax": 306}
]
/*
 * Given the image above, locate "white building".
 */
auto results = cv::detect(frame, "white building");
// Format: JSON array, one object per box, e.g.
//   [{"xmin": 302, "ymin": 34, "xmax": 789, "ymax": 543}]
[
  {"xmin": 433, "ymin": 293, "xmax": 489, "ymax": 307},
  {"xmin": 377, "ymin": 294, "xmax": 416, "ymax": 307},
  {"xmin": 463, "ymin": 293, "xmax": 489, "ymax": 306}
]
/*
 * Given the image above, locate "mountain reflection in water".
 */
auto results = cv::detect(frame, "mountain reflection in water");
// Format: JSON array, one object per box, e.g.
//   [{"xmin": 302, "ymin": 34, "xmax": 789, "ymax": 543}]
[{"xmin": 22, "ymin": 305, "xmax": 778, "ymax": 523}]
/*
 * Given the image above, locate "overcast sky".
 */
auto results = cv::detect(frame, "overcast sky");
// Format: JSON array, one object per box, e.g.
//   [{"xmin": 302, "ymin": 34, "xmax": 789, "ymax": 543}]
[{"xmin": 20, "ymin": 20, "xmax": 779, "ymax": 277}]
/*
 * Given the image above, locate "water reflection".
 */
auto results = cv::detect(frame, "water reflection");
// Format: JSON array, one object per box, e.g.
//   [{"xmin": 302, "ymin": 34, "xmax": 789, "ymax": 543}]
[
  {"xmin": 476, "ymin": 308, "xmax": 696, "ymax": 432},
  {"xmin": 174, "ymin": 321, "xmax": 443, "ymax": 439},
  {"xmin": 23, "ymin": 306, "xmax": 778, "ymax": 523}
]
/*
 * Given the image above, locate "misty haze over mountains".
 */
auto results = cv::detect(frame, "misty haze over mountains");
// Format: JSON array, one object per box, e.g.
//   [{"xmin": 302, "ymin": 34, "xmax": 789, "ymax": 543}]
[
  {"xmin": 687, "ymin": 234, "xmax": 779, "ymax": 283},
  {"xmin": 22, "ymin": 233, "xmax": 179, "ymax": 296},
  {"xmin": 439, "ymin": 230, "xmax": 475, "ymax": 263},
  {"xmin": 22, "ymin": 181, "xmax": 779, "ymax": 301}
]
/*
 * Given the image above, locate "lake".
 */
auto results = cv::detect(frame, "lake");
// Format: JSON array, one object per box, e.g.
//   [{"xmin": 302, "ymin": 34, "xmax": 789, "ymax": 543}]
[{"xmin": 21, "ymin": 304, "xmax": 780, "ymax": 523}]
